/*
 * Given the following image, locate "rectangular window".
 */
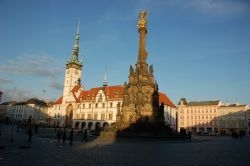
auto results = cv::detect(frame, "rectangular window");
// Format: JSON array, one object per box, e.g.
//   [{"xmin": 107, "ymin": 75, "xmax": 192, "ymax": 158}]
[
  {"xmin": 87, "ymin": 114, "xmax": 92, "ymax": 120},
  {"xmin": 94, "ymin": 114, "xmax": 98, "ymax": 120},
  {"xmin": 82, "ymin": 104, "xmax": 85, "ymax": 108},
  {"xmin": 89, "ymin": 104, "xmax": 91, "ymax": 108},
  {"xmin": 109, "ymin": 114, "xmax": 113, "ymax": 120},
  {"xmin": 95, "ymin": 103, "xmax": 98, "ymax": 108},
  {"xmin": 81, "ymin": 114, "xmax": 85, "ymax": 119},
  {"xmin": 101, "ymin": 114, "xmax": 105, "ymax": 120},
  {"xmin": 102, "ymin": 103, "xmax": 105, "ymax": 108},
  {"xmin": 110, "ymin": 103, "xmax": 113, "ymax": 108}
]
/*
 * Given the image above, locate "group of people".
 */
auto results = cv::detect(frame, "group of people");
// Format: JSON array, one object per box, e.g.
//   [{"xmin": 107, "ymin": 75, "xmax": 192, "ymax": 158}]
[{"xmin": 56, "ymin": 127, "xmax": 88, "ymax": 145}]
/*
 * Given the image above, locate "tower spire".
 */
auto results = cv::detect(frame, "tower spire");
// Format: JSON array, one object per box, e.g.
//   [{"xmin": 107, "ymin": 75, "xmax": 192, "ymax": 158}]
[
  {"xmin": 69, "ymin": 19, "xmax": 81, "ymax": 65},
  {"xmin": 103, "ymin": 67, "xmax": 108, "ymax": 87}
]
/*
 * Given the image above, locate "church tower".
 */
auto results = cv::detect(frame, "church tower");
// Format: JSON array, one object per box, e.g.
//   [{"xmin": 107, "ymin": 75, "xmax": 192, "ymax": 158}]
[
  {"xmin": 63, "ymin": 21, "xmax": 83, "ymax": 103},
  {"xmin": 117, "ymin": 11, "xmax": 163, "ymax": 130}
]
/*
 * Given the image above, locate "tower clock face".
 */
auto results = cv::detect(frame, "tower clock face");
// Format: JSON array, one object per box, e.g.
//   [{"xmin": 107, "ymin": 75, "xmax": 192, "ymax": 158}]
[{"xmin": 74, "ymin": 70, "xmax": 79, "ymax": 75}]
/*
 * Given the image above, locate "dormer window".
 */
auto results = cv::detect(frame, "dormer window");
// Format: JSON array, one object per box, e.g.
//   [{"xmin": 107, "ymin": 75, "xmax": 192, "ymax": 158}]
[
  {"xmin": 115, "ymin": 90, "xmax": 119, "ymax": 97},
  {"xmin": 98, "ymin": 94, "xmax": 103, "ymax": 102}
]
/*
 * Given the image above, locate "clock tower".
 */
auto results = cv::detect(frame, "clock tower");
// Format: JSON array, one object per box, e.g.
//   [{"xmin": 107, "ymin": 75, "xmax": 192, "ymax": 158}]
[{"xmin": 63, "ymin": 21, "xmax": 83, "ymax": 103}]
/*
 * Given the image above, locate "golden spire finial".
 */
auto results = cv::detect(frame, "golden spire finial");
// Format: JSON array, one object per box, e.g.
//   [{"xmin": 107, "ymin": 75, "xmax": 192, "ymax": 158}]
[{"xmin": 138, "ymin": 10, "xmax": 148, "ymax": 29}]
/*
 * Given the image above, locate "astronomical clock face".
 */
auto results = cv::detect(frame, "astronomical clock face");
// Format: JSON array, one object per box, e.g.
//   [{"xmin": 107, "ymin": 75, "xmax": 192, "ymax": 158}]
[{"xmin": 74, "ymin": 70, "xmax": 79, "ymax": 75}]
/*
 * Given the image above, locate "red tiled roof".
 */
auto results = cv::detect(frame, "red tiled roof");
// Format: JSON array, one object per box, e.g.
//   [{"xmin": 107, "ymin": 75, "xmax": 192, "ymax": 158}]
[
  {"xmin": 79, "ymin": 85, "xmax": 123, "ymax": 101},
  {"xmin": 53, "ymin": 85, "xmax": 176, "ymax": 108},
  {"xmin": 54, "ymin": 96, "xmax": 63, "ymax": 104},
  {"xmin": 71, "ymin": 85, "xmax": 81, "ymax": 93},
  {"xmin": 159, "ymin": 92, "xmax": 176, "ymax": 108}
]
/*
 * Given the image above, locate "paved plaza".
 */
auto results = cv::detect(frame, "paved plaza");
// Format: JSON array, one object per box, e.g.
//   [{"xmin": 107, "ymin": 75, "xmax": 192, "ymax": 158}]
[{"xmin": 1, "ymin": 125, "xmax": 250, "ymax": 166}]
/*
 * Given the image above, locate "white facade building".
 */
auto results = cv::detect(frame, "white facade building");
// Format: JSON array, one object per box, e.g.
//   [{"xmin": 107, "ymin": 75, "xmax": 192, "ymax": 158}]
[{"xmin": 5, "ymin": 99, "xmax": 48, "ymax": 123}]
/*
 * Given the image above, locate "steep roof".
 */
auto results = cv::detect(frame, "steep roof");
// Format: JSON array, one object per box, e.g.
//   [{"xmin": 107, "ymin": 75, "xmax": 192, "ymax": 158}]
[
  {"xmin": 79, "ymin": 85, "xmax": 123, "ymax": 101},
  {"xmin": 54, "ymin": 96, "xmax": 63, "ymax": 105},
  {"xmin": 159, "ymin": 92, "xmax": 176, "ymax": 108},
  {"xmin": 53, "ymin": 85, "xmax": 176, "ymax": 108},
  {"xmin": 0, "ymin": 101, "xmax": 16, "ymax": 105},
  {"xmin": 187, "ymin": 100, "xmax": 220, "ymax": 106},
  {"xmin": 13, "ymin": 101, "xmax": 27, "ymax": 106},
  {"xmin": 71, "ymin": 85, "xmax": 81, "ymax": 93}
]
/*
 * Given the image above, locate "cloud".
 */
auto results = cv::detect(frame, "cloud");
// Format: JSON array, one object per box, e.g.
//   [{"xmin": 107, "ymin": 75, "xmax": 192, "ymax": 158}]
[
  {"xmin": 0, "ymin": 53, "xmax": 64, "ymax": 78},
  {"xmin": 0, "ymin": 87, "xmax": 33, "ymax": 102},
  {"xmin": 48, "ymin": 81, "xmax": 63, "ymax": 90},
  {"xmin": 0, "ymin": 78, "xmax": 12, "ymax": 84}
]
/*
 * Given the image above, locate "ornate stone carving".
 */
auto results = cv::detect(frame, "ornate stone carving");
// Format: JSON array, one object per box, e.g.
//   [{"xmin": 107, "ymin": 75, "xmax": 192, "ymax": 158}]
[{"xmin": 117, "ymin": 11, "xmax": 163, "ymax": 130}]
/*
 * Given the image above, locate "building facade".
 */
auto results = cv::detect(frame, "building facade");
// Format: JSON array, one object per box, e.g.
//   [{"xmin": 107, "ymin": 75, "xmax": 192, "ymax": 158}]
[
  {"xmin": 5, "ymin": 98, "xmax": 48, "ymax": 123},
  {"xmin": 178, "ymin": 98, "xmax": 222, "ymax": 134},
  {"xmin": 0, "ymin": 101, "xmax": 16, "ymax": 122},
  {"xmin": 246, "ymin": 109, "xmax": 250, "ymax": 136},
  {"xmin": 218, "ymin": 104, "xmax": 248, "ymax": 135},
  {"xmin": 159, "ymin": 92, "xmax": 177, "ymax": 131}
]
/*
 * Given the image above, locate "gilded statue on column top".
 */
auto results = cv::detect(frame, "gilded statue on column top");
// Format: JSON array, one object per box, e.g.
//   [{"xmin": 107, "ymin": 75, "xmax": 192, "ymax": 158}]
[{"xmin": 137, "ymin": 10, "xmax": 147, "ymax": 29}]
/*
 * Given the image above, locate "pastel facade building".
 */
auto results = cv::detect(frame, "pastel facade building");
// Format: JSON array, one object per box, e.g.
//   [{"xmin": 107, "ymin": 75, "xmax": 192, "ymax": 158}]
[
  {"xmin": 218, "ymin": 104, "xmax": 248, "ymax": 135},
  {"xmin": 178, "ymin": 98, "xmax": 222, "ymax": 134}
]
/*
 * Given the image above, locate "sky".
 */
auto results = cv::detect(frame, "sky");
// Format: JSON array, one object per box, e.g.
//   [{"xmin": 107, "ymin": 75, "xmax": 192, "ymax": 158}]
[{"xmin": 0, "ymin": 0, "xmax": 250, "ymax": 105}]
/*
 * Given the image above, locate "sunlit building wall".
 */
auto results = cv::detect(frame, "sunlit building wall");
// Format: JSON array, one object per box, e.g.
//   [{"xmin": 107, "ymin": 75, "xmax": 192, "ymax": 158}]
[
  {"xmin": 178, "ymin": 98, "xmax": 222, "ymax": 134},
  {"xmin": 217, "ymin": 104, "xmax": 248, "ymax": 135}
]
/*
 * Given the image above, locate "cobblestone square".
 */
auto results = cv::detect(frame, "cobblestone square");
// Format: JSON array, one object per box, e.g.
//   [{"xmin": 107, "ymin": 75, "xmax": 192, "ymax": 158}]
[{"xmin": 1, "ymin": 125, "xmax": 250, "ymax": 166}]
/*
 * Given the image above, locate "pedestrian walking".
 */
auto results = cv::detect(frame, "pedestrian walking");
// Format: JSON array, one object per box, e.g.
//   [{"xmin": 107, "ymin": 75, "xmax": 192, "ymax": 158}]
[
  {"xmin": 27, "ymin": 127, "xmax": 33, "ymax": 143},
  {"xmin": 57, "ymin": 127, "xmax": 62, "ymax": 143},
  {"xmin": 69, "ymin": 128, "xmax": 74, "ymax": 145},
  {"xmin": 62, "ymin": 127, "xmax": 67, "ymax": 144},
  {"xmin": 82, "ymin": 129, "xmax": 88, "ymax": 142}
]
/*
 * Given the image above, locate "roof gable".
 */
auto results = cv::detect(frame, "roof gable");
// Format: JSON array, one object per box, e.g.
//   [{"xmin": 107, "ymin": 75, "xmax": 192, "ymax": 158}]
[{"xmin": 159, "ymin": 92, "xmax": 176, "ymax": 108}]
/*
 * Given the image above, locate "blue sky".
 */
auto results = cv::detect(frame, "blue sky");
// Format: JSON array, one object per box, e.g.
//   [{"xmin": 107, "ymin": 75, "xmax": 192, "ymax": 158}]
[{"xmin": 0, "ymin": 0, "xmax": 250, "ymax": 105}]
